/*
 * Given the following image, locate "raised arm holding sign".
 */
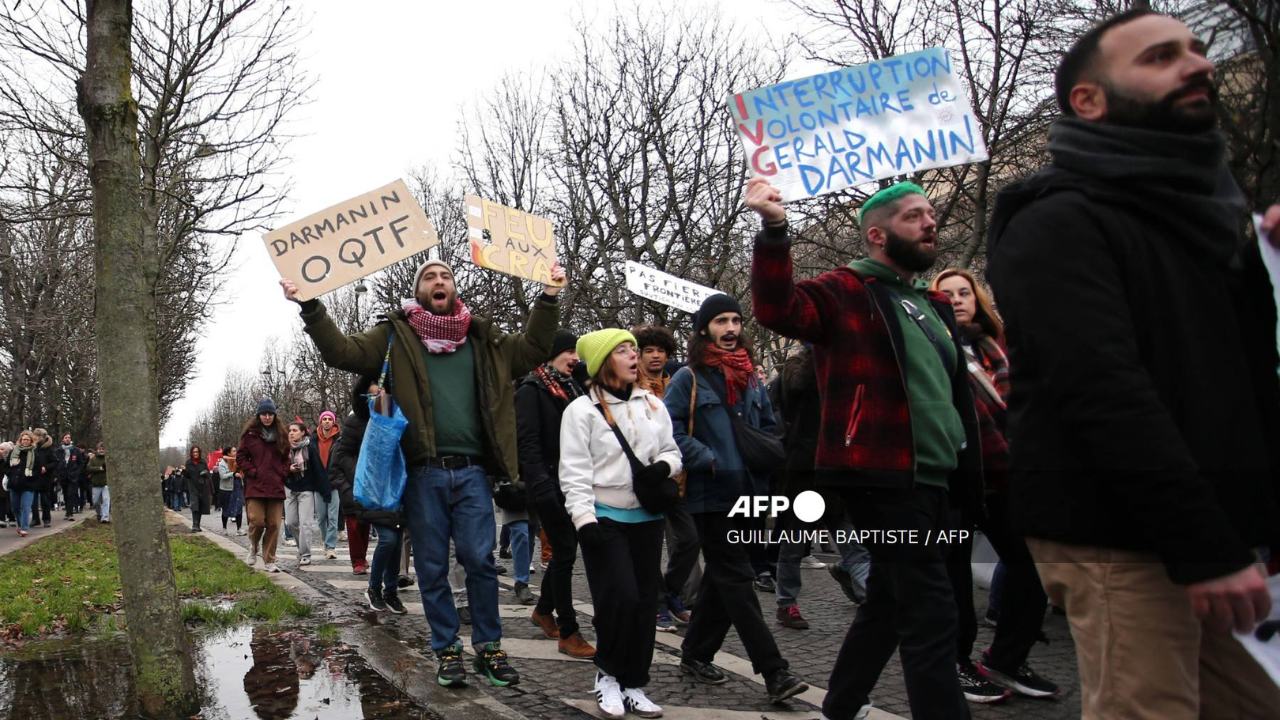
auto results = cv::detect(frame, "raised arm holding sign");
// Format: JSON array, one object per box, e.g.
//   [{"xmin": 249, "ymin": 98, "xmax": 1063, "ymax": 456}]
[{"xmin": 464, "ymin": 195, "xmax": 563, "ymax": 286}]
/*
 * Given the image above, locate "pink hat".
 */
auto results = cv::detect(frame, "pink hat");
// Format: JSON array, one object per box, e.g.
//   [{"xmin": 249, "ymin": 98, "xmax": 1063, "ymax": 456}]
[{"xmin": 319, "ymin": 411, "xmax": 337, "ymax": 423}]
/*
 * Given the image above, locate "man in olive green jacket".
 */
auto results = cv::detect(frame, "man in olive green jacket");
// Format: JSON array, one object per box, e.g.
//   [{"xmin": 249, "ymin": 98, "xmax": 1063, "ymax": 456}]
[{"xmin": 281, "ymin": 259, "xmax": 564, "ymax": 689}]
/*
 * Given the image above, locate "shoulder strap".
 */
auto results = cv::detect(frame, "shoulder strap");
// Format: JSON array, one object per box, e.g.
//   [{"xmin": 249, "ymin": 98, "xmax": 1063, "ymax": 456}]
[
  {"xmin": 881, "ymin": 286, "xmax": 954, "ymax": 372},
  {"xmin": 378, "ymin": 328, "xmax": 395, "ymax": 389},
  {"xmin": 594, "ymin": 401, "xmax": 645, "ymax": 476}
]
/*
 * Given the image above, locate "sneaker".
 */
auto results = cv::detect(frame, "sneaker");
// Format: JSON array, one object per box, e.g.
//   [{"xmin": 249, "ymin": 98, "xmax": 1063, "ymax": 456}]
[
  {"xmin": 531, "ymin": 609, "xmax": 558, "ymax": 639},
  {"xmin": 764, "ymin": 668, "xmax": 808, "ymax": 703},
  {"xmin": 513, "ymin": 581, "xmax": 535, "ymax": 605},
  {"xmin": 530, "ymin": 563, "xmax": 536, "ymax": 575},
  {"xmin": 436, "ymin": 643, "xmax": 467, "ymax": 687},
  {"xmin": 384, "ymin": 593, "xmax": 408, "ymax": 615},
  {"xmin": 622, "ymin": 687, "xmax": 663, "ymax": 718},
  {"xmin": 339, "ymin": 530, "xmax": 348, "ymax": 542},
  {"xmin": 593, "ymin": 672, "xmax": 625, "ymax": 719},
  {"xmin": 473, "ymin": 642, "xmax": 519, "ymax": 686},
  {"xmin": 679, "ymin": 658, "xmax": 727, "ymax": 685},
  {"xmin": 499, "ymin": 545, "xmax": 512, "ymax": 559},
  {"xmin": 655, "ymin": 610, "xmax": 677, "ymax": 633},
  {"xmin": 285, "ymin": 538, "xmax": 297, "ymax": 547},
  {"xmin": 457, "ymin": 606, "xmax": 471, "ymax": 625},
  {"xmin": 325, "ymin": 549, "xmax": 337, "ymax": 560},
  {"xmin": 17, "ymin": 529, "xmax": 28, "ymax": 537},
  {"xmin": 558, "ymin": 632, "xmax": 596, "ymax": 659},
  {"xmin": 828, "ymin": 565, "xmax": 863, "ymax": 604},
  {"xmin": 666, "ymin": 596, "xmax": 691, "ymax": 624},
  {"xmin": 776, "ymin": 605, "xmax": 810, "ymax": 630},
  {"xmin": 958, "ymin": 660, "xmax": 1011, "ymax": 704},
  {"xmin": 538, "ymin": 560, "xmax": 548, "ymax": 571},
  {"xmin": 981, "ymin": 608, "xmax": 1000, "ymax": 628},
  {"xmin": 299, "ymin": 556, "xmax": 312, "ymax": 566},
  {"xmin": 495, "ymin": 563, "xmax": 508, "ymax": 575},
  {"xmin": 800, "ymin": 554, "xmax": 827, "ymax": 569},
  {"xmin": 398, "ymin": 574, "xmax": 414, "ymax": 588},
  {"xmin": 43, "ymin": 522, "xmax": 51, "ymax": 528},
  {"xmin": 236, "ymin": 529, "xmax": 246, "ymax": 536},
  {"xmin": 352, "ymin": 562, "xmax": 368, "ymax": 575},
  {"xmin": 366, "ymin": 586, "xmax": 388, "ymax": 612},
  {"xmin": 979, "ymin": 657, "xmax": 1062, "ymax": 698},
  {"xmin": 754, "ymin": 573, "xmax": 776, "ymax": 593},
  {"xmin": 265, "ymin": 563, "xmax": 280, "ymax": 573},
  {"xmin": 245, "ymin": 550, "xmax": 258, "ymax": 566}
]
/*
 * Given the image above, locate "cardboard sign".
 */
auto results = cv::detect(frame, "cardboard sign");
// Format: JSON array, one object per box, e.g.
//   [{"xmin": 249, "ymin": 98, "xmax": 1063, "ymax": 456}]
[
  {"xmin": 464, "ymin": 195, "xmax": 562, "ymax": 285},
  {"xmin": 624, "ymin": 261, "xmax": 720, "ymax": 314},
  {"xmin": 262, "ymin": 179, "xmax": 440, "ymax": 301},
  {"xmin": 728, "ymin": 47, "xmax": 989, "ymax": 202}
]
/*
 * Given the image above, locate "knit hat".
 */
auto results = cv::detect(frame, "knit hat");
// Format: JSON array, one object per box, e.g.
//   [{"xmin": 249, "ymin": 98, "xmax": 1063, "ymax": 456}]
[
  {"xmin": 695, "ymin": 294, "xmax": 743, "ymax": 333},
  {"xmin": 858, "ymin": 182, "xmax": 927, "ymax": 226},
  {"xmin": 412, "ymin": 259, "xmax": 454, "ymax": 291},
  {"xmin": 256, "ymin": 397, "xmax": 277, "ymax": 416},
  {"xmin": 549, "ymin": 329, "xmax": 579, "ymax": 361},
  {"xmin": 318, "ymin": 410, "xmax": 337, "ymax": 424},
  {"xmin": 577, "ymin": 329, "xmax": 637, "ymax": 379}
]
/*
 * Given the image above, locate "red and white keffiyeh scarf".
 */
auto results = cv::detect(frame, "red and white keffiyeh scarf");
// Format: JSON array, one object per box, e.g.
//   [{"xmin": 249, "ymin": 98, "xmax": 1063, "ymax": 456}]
[{"xmin": 402, "ymin": 299, "xmax": 472, "ymax": 354}]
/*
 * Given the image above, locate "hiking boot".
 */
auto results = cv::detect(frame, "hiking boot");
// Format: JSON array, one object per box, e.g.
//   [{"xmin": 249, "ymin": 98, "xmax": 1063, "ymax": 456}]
[
  {"xmin": 754, "ymin": 573, "xmax": 776, "ymax": 593},
  {"xmin": 655, "ymin": 610, "xmax": 677, "ymax": 633},
  {"xmin": 622, "ymin": 687, "xmax": 663, "ymax": 718},
  {"xmin": 558, "ymin": 632, "xmax": 596, "ymax": 659},
  {"xmin": 457, "ymin": 606, "xmax": 471, "ymax": 625},
  {"xmin": 531, "ymin": 609, "xmax": 558, "ymax": 639},
  {"xmin": 679, "ymin": 658, "xmax": 727, "ymax": 685},
  {"xmin": 764, "ymin": 668, "xmax": 808, "ymax": 704},
  {"xmin": 365, "ymin": 587, "xmax": 388, "ymax": 612},
  {"xmin": 828, "ymin": 565, "xmax": 863, "ymax": 604},
  {"xmin": 513, "ymin": 581, "xmax": 535, "ymax": 605},
  {"xmin": 473, "ymin": 642, "xmax": 520, "ymax": 686},
  {"xmin": 593, "ymin": 672, "xmax": 625, "ymax": 719},
  {"xmin": 776, "ymin": 605, "xmax": 810, "ymax": 630},
  {"xmin": 958, "ymin": 660, "xmax": 1010, "ymax": 704},
  {"xmin": 666, "ymin": 596, "xmax": 691, "ymax": 624},
  {"xmin": 436, "ymin": 643, "xmax": 467, "ymax": 687},
  {"xmin": 980, "ymin": 657, "xmax": 1063, "ymax": 698},
  {"xmin": 384, "ymin": 593, "xmax": 407, "ymax": 615}
]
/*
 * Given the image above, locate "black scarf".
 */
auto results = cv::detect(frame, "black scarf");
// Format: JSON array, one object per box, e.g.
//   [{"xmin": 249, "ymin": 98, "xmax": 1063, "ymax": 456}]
[{"xmin": 1047, "ymin": 118, "xmax": 1248, "ymax": 270}]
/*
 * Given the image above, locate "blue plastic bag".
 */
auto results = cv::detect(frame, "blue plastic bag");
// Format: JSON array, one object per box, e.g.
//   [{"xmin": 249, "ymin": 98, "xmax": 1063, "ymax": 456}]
[{"xmin": 354, "ymin": 394, "xmax": 408, "ymax": 512}]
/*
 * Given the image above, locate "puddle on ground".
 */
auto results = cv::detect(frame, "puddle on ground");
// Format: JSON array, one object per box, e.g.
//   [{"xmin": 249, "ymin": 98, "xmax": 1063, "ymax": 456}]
[{"xmin": 0, "ymin": 625, "xmax": 430, "ymax": 719}]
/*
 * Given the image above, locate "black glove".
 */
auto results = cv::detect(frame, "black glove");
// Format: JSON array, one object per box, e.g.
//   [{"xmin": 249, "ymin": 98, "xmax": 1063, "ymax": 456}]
[
  {"xmin": 636, "ymin": 461, "xmax": 671, "ymax": 485},
  {"xmin": 577, "ymin": 521, "xmax": 605, "ymax": 549}
]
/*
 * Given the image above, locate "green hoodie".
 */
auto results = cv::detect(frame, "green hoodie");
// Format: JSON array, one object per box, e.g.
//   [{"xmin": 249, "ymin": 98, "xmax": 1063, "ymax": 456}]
[{"xmin": 850, "ymin": 259, "xmax": 965, "ymax": 489}]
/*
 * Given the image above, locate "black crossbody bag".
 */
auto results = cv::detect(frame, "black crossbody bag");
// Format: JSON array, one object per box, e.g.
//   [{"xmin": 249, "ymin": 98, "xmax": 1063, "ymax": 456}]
[
  {"xmin": 696, "ymin": 370, "xmax": 787, "ymax": 475},
  {"xmin": 594, "ymin": 403, "xmax": 680, "ymax": 513}
]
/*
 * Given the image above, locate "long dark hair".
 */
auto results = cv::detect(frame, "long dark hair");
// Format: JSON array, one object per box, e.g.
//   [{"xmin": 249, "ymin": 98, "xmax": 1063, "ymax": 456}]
[
  {"xmin": 687, "ymin": 329, "xmax": 756, "ymax": 369},
  {"xmin": 240, "ymin": 414, "xmax": 289, "ymax": 456}
]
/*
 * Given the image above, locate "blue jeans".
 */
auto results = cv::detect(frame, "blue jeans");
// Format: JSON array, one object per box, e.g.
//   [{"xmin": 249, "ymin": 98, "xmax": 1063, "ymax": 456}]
[
  {"xmin": 314, "ymin": 489, "xmax": 339, "ymax": 549},
  {"xmin": 509, "ymin": 521, "xmax": 531, "ymax": 584},
  {"xmin": 92, "ymin": 486, "xmax": 111, "ymax": 522},
  {"xmin": 10, "ymin": 490, "xmax": 34, "ymax": 532},
  {"xmin": 402, "ymin": 464, "xmax": 501, "ymax": 653},
  {"xmin": 370, "ymin": 523, "xmax": 402, "ymax": 596}
]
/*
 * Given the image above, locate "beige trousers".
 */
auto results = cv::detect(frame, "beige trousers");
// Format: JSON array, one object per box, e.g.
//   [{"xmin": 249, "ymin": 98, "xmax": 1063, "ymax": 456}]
[{"xmin": 246, "ymin": 498, "xmax": 284, "ymax": 565}]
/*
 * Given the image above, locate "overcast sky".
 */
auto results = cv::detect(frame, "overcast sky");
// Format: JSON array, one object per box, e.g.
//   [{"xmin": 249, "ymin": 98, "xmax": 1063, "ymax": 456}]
[{"xmin": 161, "ymin": 0, "xmax": 815, "ymax": 446}]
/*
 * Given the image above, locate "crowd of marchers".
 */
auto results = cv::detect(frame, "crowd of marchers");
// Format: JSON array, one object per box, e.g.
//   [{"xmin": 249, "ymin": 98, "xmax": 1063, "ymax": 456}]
[{"xmin": 3, "ymin": 430, "xmax": 108, "ymax": 537}]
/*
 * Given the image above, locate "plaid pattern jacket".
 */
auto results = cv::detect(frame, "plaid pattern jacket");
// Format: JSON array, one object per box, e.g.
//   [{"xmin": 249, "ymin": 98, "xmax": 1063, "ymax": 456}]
[{"xmin": 752, "ymin": 223, "xmax": 992, "ymax": 512}]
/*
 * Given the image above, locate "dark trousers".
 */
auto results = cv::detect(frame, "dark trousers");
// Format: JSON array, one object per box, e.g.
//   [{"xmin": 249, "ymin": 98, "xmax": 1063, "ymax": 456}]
[
  {"xmin": 60, "ymin": 479, "xmax": 77, "ymax": 516},
  {"xmin": 948, "ymin": 494, "xmax": 1048, "ymax": 672},
  {"xmin": 580, "ymin": 518, "xmax": 664, "ymax": 688},
  {"xmin": 533, "ymin": 504, "xmax": 581, "ymax": 638},
  {"xmin": 659, "ymin": 501, "xmax": 700, "ymax": 607},
  {"xmin": 80, "ymin": 481, "xmax": 93, "ymax": 511},
  {"xmin": 824, "ymin": 485, "xmax": 970, "ymax": 720},
  {"xmin": 34, "ymin": 486, "xmax": 53, "ymax": 524},
  {"xmin": 682, "ymin": 513, "xmax": 787, "ymax": 676}
]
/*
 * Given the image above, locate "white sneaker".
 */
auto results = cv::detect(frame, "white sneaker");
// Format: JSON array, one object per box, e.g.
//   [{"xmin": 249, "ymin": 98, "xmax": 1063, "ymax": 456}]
[
  {"xmin": 245, "ymin": 551, "xmax": 258, "ymax": 566},
  {"xmin": 285, "ymin": 538, "xmax": 297, "ymax": 547},
  {"xmin": 299, "ymin": 556, "xmax": 312, "ymax": 566},
  {"xmin": 339, "ymin": 531, "xmax": 347, "ymax": 542},
  {"xmin": 800, "ymin": 555, "xmax": 827, "ymax": 569},
  {"xmin": 325, "ymin": 549, "xmax": 337, "ymax": 560},
  {"xmin": 236, "ymin": 529, "xmax": 246, "ymax": 536},
  {"xmin": 622, "ymin": 687, "xmax": 663, "ymax": 718},
  {"xmin": 594, "ymin": 672, "xmax": 625, "ymax": 719},
  {"xmin": 265, "ymin": 563, "xmax": 280, "ymax": 573}
]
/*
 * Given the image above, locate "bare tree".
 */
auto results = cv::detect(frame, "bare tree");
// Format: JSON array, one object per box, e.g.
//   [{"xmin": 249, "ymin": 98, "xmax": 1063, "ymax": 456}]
[{"xmin": 77, "ymin": 0, "xmax": 198, "ymax": 715}]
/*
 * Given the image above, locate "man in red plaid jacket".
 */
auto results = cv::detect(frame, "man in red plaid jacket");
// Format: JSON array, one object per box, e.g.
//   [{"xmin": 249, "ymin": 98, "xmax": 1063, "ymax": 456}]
[{"xmin": 748, "ymin": 178, "xmax": 993, "ymax": 720}]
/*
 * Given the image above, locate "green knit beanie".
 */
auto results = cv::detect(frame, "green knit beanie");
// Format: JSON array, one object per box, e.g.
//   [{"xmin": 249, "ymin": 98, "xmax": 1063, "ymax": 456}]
[
  {"xmin": 577, "ymin": 329, "xmax": 638, "ymax": 379},
  {"xmin": 858, "ymin": 182, "xmax": 927, "ymax": 226}
]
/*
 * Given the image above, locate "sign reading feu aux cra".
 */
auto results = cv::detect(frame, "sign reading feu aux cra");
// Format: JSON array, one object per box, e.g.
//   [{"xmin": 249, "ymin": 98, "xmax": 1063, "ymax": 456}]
[
  {"xmin": 262, "ymin": 179, "xmax": 440, "ymax": 301},
  {"xmin": 464, "ymin": 196, "xmax": 563, "ymax": 286}
]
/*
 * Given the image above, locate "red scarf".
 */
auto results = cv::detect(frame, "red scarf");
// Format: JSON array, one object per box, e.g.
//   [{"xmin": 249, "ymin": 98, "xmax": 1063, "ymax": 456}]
[
  {"xmin": 403, "ymin": 299, "xmax": 472, "ymax": 353},
  {"xmin": 703, "ymin": 346, "xmax": 755, "ymax": 405}
]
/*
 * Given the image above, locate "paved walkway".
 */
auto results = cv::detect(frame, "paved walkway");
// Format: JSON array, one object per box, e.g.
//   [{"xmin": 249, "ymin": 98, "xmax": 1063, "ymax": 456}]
[
  {"xmin": 190, "ymin": 508, "xmax": 1081, "ymax": 720},
  {"xmin": 0, "ymin": 512, "xmax": 86, "ymax": 557}
]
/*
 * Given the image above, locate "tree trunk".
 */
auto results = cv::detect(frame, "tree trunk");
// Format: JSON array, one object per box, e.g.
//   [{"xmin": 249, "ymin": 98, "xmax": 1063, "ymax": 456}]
[
  {"xmin": 76, "ymin": 0, "xmax": 199, "ymax": 716},
  {"xmin": 958, "ymin": 161, "xmax": 991, "ymax": 270}
]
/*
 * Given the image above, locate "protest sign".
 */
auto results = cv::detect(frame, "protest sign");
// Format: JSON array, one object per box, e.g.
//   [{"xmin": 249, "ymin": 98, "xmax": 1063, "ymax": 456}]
[
  {"xmin": 262, "ymin": 179, "xmax": 439, "ymax": 301},
  {"xmin": 464, "ymin": 196, "xmax": 562, "ymax": 286},
  {"xmin": 624, "ymin": 261, "xmax": 720, "ymax": 314},
  {"xmin": 728, "ymin": 47, "xmax": 989, "ymax": 202}
]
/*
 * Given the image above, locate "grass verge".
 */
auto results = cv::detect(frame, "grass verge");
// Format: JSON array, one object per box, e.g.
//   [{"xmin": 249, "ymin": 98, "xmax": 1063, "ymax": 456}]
[{"xmin": 0, "ymin": 521, "xmax": 309, "ymax": 638}]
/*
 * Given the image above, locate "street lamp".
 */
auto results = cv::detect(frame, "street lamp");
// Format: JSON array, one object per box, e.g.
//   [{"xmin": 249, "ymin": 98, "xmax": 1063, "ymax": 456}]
[{"xmin": 354, "ymin": 281, "xmax": 368, "ymax": 330}]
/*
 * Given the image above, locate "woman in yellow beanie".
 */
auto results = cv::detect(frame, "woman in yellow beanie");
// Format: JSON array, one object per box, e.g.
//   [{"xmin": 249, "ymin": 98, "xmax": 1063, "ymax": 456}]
[{"xmin": 559, "ymin": 328, "xmax": 682, "ymax": 719}]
